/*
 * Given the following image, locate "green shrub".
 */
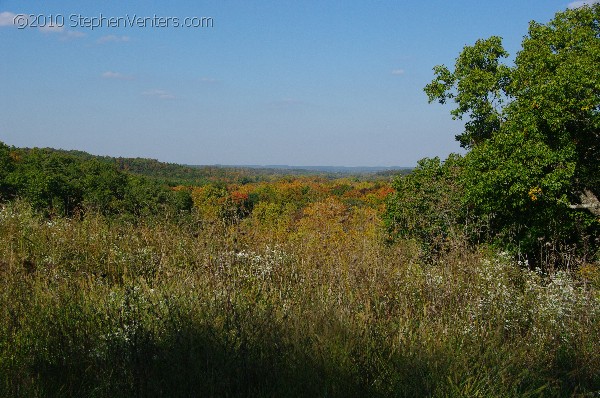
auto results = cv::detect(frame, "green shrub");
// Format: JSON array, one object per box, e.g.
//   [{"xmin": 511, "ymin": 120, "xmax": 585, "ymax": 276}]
[{"xmin": 384, "ymin": 155, "xmax": 469, "ymax": 259}]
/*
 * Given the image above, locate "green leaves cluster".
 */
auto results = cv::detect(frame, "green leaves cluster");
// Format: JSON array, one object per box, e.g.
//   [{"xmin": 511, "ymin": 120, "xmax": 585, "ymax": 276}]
[
  {"xmin": 389, "ymin": 5, "xmax": 600, "ymax": 266},
  {"xmin": 425, "ymin": 36, "xmax": 512, "ymax": 149},
  {"xmin": 384, "ymin": 155, "xmax": 465, "ymax": 258}
]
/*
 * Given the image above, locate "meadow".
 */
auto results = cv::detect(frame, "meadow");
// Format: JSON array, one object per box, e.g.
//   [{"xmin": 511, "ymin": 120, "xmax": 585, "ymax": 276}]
[{"xmin": 1, "ymin": 195, "xmax": 598, "ymax": 397}]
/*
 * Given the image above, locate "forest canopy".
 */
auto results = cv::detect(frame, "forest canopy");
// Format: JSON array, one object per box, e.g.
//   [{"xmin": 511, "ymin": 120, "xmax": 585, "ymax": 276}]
[{"xmin": 0, "ymin": 142, "xmax": 194, "ymax": 217}]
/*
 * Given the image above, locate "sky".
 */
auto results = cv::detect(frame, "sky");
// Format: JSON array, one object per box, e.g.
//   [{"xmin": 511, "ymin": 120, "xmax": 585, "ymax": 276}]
[{"xmin": 0, "ymin": 0, "xmax": 597, "ymax": 166}]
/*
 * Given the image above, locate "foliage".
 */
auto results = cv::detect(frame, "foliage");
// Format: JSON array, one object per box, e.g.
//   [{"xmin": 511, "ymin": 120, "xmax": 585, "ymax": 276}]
[
  {"xmin": 2, "ymin": 141, "xmax": 395, "ymax": 225},
  {"xmin": 420, "ymin": 5, "xmax": 600, "ymax": 267},
  {"xmin": 188, "ymin": 177, "xmax": 393, "ymax": 228},
  {"xmin": 509, "ymin": 5, "xmax": 600, "ymax": 199},
  {"xmin": 26, "ymin": 147, "xmax": 398, "ymax": 186},
  {"xmin": 424, "ymin": 36, "xmax": 512, "ymax": 149},
  {"xmin": 0, "ymin": 143, "xmax": 193, "ymax": 217},
  {"xmin": 0, "ymin": 142, "xmax": 15, "ymax": 200},
  {"xmin": 384, "ymin": 155, "xmax": 468, "ymax": 259}
]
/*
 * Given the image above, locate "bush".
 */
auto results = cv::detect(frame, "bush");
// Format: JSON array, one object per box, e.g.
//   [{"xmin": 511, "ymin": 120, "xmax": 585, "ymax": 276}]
[{"xmin": 384, "ymin": 155, "xmax": 469, "ymax": 259}]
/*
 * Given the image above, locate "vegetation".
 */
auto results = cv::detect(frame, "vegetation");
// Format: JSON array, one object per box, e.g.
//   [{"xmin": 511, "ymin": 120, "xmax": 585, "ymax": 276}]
[
  {"xmin": 0, "ymin": 143, "xmax": 194, "ymax": 217},
  {"xmin": 388, "ymin": 4, "xmax": 600, "ymax": 268},
  {"xmin": 1, "ymin": 200, "xmax": 599, "ymax": 397},
  {"xmin": 384, "ymin": 155, "xmax": 466, "ymax": 260},
  {"xmin": 0, "ymin": 5, "xmax": 599, "ymax": 397},
  {"xmin": 30, "ymin": 147, "xmax": 408, "ymax": 187}
]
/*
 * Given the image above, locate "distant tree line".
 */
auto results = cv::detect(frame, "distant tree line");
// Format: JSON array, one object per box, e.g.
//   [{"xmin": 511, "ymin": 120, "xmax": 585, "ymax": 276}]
[
  {"xmin": 31, "ymin": 148, "xmax": 390, "ymax": 187},
  {"xmin": 0, "ymin": 142, "xmax": 395, "ymax": 223},
  {"xmin": 0, "ymin": 142, "xmax": 193, "ymax": 217}
]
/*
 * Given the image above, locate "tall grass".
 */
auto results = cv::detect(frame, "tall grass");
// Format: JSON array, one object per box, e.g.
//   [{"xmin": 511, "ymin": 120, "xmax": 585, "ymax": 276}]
[{"xmin": 0, "ymin": 200, "xmax": 599, "ymax": 397}]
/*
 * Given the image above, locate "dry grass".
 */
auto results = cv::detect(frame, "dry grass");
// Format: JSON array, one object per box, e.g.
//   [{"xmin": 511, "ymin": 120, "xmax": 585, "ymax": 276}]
[{"xmin": 0, "ymin": 200, "xmax": 598, "ymax": 397}]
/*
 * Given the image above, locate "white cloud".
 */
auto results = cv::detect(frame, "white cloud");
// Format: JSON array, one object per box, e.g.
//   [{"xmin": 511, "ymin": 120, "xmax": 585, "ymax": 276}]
[
  {"xmin": 0, "ymin": 11, "xmax": 84, "ymax": 40},
  {"xmin": 38, "ymin": 23, "xmax": 64, "ymax": 33},
  {"xmin": 142, "ymin": 89, "xmax": 176, "ymax": 100},
  {"xmin": 568, "ymin": 0, "xmax": 599, "ymax": 8},
  {"xmin": 60, "ymin": 30, "xmax": 86, "ymax": 40},
  {"xmin": 97, "ymin": 35, "xmax": 130, "ymax": 44},
  {"xmin": 0, "ymin": 11, "xmax": 17, "ymax": 26},
  {"xmin": 102, "ymin": 71, "xmax": 134, "ymax": 80},
  {"xmin": 391, "ymin": 69, "xmax": 405, "ymax": 75}
]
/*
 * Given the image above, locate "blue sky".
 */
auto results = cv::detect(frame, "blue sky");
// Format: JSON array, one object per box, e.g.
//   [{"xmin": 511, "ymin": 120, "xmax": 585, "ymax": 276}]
[{"xmin": 0, "ymin": 0, "xmax": 596, "ymax": 166}]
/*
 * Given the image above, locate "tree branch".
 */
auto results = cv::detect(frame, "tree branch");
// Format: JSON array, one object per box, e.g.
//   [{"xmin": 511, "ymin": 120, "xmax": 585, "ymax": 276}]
[{"xmin": 568, "ymin": 189, "xmax": 600, "ymax": 216}]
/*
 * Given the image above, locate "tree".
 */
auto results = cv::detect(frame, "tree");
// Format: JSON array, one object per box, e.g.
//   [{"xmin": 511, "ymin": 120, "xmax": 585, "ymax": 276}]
[
  {"xmin": 509, "ymin": 6, "xmax": 600, "ymax": 213},
  {"xmin": 78, "ymin": 160, "xmax": 128, "ymax": 214},
  {"xmin": 424, "ymin": 36, "xmax": 512, "ymax": 149},
  {"xmin": 0, "ymin": 141, "xmax": 15, "ymax": 200},
  {"xmin": 8, "ymin": 149, "xmax": 83, "ymax": 215},
  {"xmin": 421, "ymin": 5, "xmax": 600, "ymax": 265}
]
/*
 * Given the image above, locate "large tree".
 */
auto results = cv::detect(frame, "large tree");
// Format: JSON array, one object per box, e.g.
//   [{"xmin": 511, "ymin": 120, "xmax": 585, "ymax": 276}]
[{"xmin": 423, "ymin": 5, "xmax": 600, "ymax": 264}]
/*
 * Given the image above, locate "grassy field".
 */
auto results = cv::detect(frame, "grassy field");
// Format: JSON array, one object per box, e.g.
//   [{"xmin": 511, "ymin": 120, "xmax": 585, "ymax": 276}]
[{"xmin": 0, "ymin": 200, "xmax": 599, "ymax": 397}]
